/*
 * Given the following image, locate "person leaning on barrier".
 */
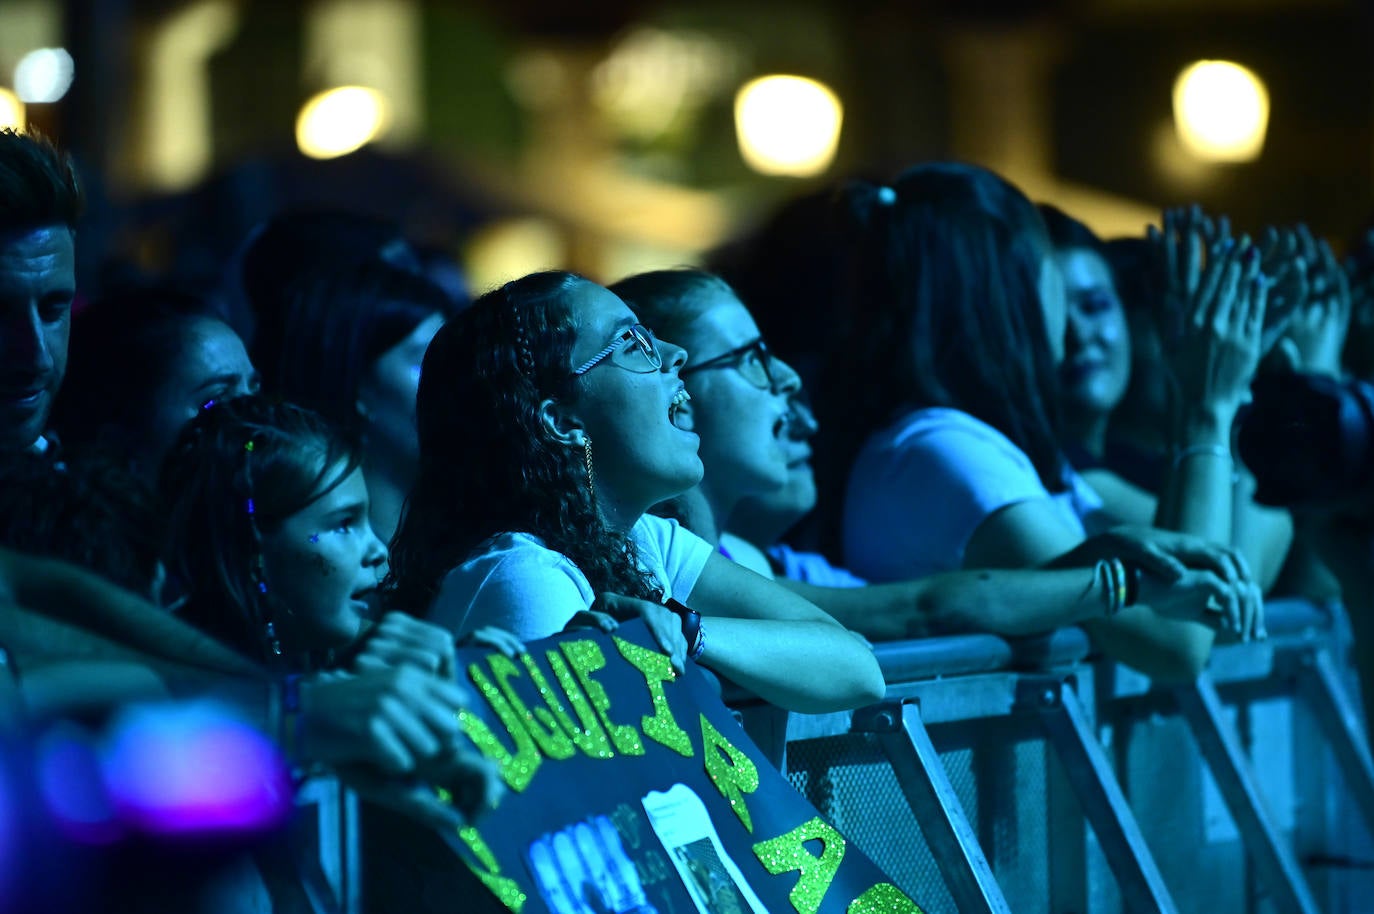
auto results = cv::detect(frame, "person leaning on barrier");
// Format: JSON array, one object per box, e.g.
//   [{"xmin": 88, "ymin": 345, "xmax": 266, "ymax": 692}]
[
  {"xmin": 612, "ymin": 267, "xmax": 1257, "ymax": 647},
  {"xmin": 385, "ymin": 270, "xmax": 886, "ymax": 714},
  {"xmin": 818, "ymin": 165, "xmax": 1262, "ymax": 682}
]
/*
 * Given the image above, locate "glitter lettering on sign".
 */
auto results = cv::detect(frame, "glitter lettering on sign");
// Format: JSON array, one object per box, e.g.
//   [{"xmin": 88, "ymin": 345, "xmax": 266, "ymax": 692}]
[{"xmin": 753, "ymin": 817, "xmax": 846, "ymax": 914}]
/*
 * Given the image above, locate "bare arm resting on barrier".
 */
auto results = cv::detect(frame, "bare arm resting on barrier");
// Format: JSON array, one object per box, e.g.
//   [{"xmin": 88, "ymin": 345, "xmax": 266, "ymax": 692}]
[
  {"xmin": 776, "ymin": 550, "xmax": 1244, "ymax": 643},
  {"xmin": 586, "ymin": 554, "xmax": 886, "ymax": 714},
  {"xmin": 965, "ymin": 505, "xmax": 1258, "ymax": 682}
]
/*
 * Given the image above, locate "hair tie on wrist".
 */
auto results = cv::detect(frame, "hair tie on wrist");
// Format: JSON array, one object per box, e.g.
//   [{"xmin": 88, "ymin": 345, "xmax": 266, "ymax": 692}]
[{"xmin": 1172, "ymin": 444, "xmax": 1230, "ymax": 469}]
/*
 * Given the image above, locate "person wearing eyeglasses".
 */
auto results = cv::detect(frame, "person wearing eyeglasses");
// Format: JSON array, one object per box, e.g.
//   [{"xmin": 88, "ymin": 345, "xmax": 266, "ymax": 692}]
[
  {"xmin": 614, "ymin": 269, "xmax": 1259, "ymax": 646},
  {"xmin": 385, "ymin": 271, "xmax": 884, "ymax": 714},
  {"xmin": 609, "ymin": 270, "xmax": 803, "ymax": 576}
]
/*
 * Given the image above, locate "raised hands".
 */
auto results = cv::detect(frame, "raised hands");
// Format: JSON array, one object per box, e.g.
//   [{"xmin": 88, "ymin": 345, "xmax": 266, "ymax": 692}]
[
  {"xmin": 1149, "ymin": 205, "xmax": 1269, "ymax": 422},
  {"xmin": 1280, "ymin": 226, "xmax": 1352, "ymax": 377}
]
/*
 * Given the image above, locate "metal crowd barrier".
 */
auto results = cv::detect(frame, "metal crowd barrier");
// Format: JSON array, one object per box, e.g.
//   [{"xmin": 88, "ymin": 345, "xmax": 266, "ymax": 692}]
[
  {"xmin": 296, "ymin": 599, "xmax": 1374, "ymax": 914},
  {"xmin": 771, "ymin": 600, "xmax": 1374, "ymax": 914}
]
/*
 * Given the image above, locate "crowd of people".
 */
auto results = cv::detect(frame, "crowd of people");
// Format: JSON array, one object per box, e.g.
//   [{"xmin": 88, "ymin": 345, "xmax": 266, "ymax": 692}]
[{"xmin": 3, "ymin": 122, "xmax": 1372, "ymax": 909}]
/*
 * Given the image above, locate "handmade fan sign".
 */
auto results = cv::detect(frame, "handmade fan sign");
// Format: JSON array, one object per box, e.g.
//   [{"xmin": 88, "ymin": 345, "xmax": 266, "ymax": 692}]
[{"xmin": 437, "ymin": 620, "xmax": 925, "ymax": 914}]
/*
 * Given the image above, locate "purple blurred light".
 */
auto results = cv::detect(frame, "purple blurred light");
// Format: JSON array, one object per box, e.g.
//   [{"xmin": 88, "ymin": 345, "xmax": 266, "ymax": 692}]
[
  {"xmin": 35, "ymin": 723, "xmax": 122, "ymax": 844},
  {"xmin": 101, "ymin": 702, "xmax": 293, "ymax": 836}
]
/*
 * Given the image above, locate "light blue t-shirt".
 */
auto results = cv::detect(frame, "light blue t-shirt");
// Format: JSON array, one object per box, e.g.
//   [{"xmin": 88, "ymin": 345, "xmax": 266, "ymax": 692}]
[
  {"xmin": 767, "ymin": 544, "xmax": 867, "ymax": 588},
  {"xmin": 843, "ymin": 407, "xmax": 1104, "ymax": 582},
  {"xmin": 428, "ymin": 514, "xmax": 713, "ymax": 641}
]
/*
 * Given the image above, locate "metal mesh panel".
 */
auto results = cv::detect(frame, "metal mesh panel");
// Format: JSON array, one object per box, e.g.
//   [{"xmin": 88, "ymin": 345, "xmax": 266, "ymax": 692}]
[
  {"xmin": 786, "ymin": 732, "xmax": 957, "ymax": 913},
  {"xmin": 1108, "ymin": 707, "xmax": 1250, "ymax": 914},
  {"xmin": 785, "ymin": 717, "xmax": 1051, "ymax": 914}
]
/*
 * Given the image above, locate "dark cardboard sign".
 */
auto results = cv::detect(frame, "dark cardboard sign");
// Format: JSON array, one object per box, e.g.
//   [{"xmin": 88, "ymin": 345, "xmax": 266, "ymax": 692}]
[{"xmin": 440, "ymin": 621, "xmax": 925, "ymax": 914}]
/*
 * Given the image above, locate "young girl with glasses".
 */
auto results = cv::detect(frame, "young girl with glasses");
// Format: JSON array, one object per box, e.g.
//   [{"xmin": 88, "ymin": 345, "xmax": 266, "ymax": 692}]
[{"xmin": 386, "ymin": 271, "xmax": 884, "ymax": 714}]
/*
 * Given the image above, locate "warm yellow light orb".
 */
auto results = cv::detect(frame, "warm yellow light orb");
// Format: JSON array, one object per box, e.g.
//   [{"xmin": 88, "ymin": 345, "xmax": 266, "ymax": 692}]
[
  {"xmin": 734, "ymin": 75, "xmax": 842, "ymax": 178},
  {"xmin": 1173, "ymin": 60, "xmax": 1269, "ymax": 163},
  {"xmin": 295, "ymin": 86, "xmax": 388, "ymax": 160},
  {"xmin": 0, "ymin": 89, "xmax": 24, "ymax": 131}
]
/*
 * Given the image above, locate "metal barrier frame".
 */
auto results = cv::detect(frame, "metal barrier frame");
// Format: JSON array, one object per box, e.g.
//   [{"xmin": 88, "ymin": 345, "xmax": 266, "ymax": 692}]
[{"xmin": 771, "ymin": 601, "xmax": 1374, "ymax": 914}]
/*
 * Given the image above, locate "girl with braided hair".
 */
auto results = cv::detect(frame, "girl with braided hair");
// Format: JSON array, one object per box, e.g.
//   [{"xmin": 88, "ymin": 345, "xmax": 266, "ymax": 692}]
[{"xmin": 386, "ymin": 271, "xmax": 883, "ymax": 714}]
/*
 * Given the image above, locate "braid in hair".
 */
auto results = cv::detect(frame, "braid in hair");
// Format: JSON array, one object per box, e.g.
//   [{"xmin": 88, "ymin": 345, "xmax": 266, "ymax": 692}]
[
  {"xmin": 510, "ymin": 289, "xmax": 539, "ymax": 380},
  {"xmin": 236, "ymin": 431, "xmax": 282, "ymax": 658}
]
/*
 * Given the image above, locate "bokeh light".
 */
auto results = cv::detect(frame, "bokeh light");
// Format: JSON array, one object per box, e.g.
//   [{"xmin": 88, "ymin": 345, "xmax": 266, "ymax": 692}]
[
  {"xmin": 13, "ymin": 48, "xmax": 74, "ymax": 103},
  {"xmin": 295, "ymin": 85, "xmax": 389, "ymax": 160},
  {"xmin": 734, "ymin": 75, "xmax": 843, "ymax": 178},
  {"xmin": 1173, "ymin": 60, "xmax": 1269, "ymax": 163},
  {"xmin": 0, "ymin": 89, "xmax": 24, "ymax": 131}
]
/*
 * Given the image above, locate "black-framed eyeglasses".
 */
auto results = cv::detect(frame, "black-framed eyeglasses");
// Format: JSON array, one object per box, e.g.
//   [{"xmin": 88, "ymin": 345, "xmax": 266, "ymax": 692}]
[
  {"xmin": 681, "ymin": 338, "xmax": 776, "ymax": 390},
  {"xmin": 571, "ymin": 323, "xmax": 664, "ymax": 376}
]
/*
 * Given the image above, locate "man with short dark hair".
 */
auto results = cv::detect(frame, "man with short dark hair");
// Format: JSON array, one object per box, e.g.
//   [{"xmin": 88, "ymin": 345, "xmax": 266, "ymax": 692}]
[{"xmin": 0, "ymin": 129, "xmax": 81, "ymax": 455}]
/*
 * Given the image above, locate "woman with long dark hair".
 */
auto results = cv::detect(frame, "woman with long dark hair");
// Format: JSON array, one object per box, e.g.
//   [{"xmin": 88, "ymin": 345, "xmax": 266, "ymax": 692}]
[
  {"xmin": 822, "ymin": 163, "xmax": 1264, "ymax": 680},
  {"xmin": 1039, "ymin": 203, "xmax": 1292, "ymax": 592},
  {"xmin": 387, "ymin": 271, "xmax": 884, "ymax": 713},
  {"xmin": 614, "ymin": 267, "xmax": 1251, "ymax": 647}
]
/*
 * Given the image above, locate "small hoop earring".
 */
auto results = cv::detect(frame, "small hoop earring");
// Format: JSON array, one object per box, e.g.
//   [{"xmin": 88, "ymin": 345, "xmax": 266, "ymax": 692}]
[{"xmin": 583, "ymin": 437, "xmax": 595, "ymax": 501}]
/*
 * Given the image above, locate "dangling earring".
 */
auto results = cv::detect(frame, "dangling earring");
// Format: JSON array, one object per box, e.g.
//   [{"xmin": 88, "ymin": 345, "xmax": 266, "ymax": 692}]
[{"xmin": 583, "ymin": 436, "xmax": 595, "ymax": 501}]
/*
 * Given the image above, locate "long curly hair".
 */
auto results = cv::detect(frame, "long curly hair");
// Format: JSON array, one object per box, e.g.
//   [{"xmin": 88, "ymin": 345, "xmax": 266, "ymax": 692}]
[
  {"xmin": 159, "ymin": 396, "xmax": 361, "ymax": 664},
  {"xmin": 384, "ymin": 271, "xmax": 662, "ymax": 615}
]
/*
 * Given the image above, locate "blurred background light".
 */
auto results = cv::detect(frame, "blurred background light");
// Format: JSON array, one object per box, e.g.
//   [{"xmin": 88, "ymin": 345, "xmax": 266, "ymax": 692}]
[
  {"xmin": 101, "ymin": 701, "xmax": 291, "ymax": 836},
  {"xmin": 734, "ymin": 74, "xmax": 842, "ymax": 178},
  {"xmin": 13, "ymin": 47, "xmax": 74, "ymax": 103},
  {"xmin": 1172, "ymin": 60, "xmax": 1269, "ymax": 163},
  {"xmin": 296, "ymin": 85, "xmax": 390, "ymax": 159},
  {"xmin": 0, "ymin": 89, "xmax": 24, "ymax": 130},
  {"xmin": 464, "ymin": 216, "xmax": 566, "ymax": 290}
]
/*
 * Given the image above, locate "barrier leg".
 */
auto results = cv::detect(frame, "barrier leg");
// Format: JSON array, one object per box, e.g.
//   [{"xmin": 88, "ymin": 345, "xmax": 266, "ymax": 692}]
[
  {"xmin": 1174, "ymin": 676, "xmax": 1321, "ymax": 914},
  {"xmin": 1297, "ymin": 648, "xmax": 1374, "ymax": 840},
  {"xmin": 1019, "ymin": 678, "xmax": 1179, "ymax": 914},
  {"xmin": 852, "ymin": 701, "xmax": 1013, "ymax": 914}
]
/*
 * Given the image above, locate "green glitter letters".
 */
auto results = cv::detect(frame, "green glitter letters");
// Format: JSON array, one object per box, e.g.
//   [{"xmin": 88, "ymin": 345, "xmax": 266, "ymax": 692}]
[
  {"xmin": 614, "ymin": 636, "xmax": 693, "ymax": 758},
  {"xmin": 700, "ymin": 713, "xmax": 760, "ymax": 833},
  {"xmin": 752, "ymin": 816, "xmax": 846, "ymax": 914}
]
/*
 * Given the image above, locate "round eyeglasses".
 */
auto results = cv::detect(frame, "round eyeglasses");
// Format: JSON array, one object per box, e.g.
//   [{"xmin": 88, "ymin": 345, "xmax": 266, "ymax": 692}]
[
  {"xmin": 681, "ymin": 338, "xmax": 776, "ymax": 390},
  {"xmin": 571, "ymin": 323, "xmax": 664, "ymax": 376}
]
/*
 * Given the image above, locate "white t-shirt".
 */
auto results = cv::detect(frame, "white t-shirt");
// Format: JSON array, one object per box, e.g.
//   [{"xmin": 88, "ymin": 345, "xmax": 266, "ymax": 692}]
[
  {"xmin": 428, "ymin": 514, "xmax": 714, "ymax": 640},
  {"xmin": 843, "ymin": 407, "xmax": 1104, "ymax": 582}
]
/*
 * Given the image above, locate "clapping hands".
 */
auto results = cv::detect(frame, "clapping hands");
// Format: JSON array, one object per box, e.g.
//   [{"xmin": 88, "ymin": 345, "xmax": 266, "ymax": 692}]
[{"xmin": 1148, "ymin": 205, "xmax": 1268, "ymax": 420}]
